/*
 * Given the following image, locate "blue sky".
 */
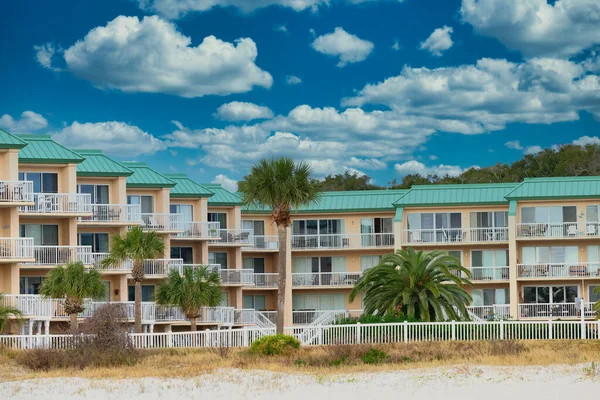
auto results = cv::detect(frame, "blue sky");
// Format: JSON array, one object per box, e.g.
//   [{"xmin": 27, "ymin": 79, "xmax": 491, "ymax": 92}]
[{"xmin": 1, "ymin": 0, "xmax": 599, "ymax": 190}]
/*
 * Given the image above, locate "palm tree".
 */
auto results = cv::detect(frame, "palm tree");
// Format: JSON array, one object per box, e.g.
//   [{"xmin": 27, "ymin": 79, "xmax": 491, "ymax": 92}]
[
  {"xmin": 156, "ymin": 266, "xmax": 222, "ymax": 331},
  {"xmin": 350, "ymin": 248, "xmax": 473, "ymax": 321},
  {"xmin": 101, "ymin": 226, "xmax": 164, "ymax": 333},
  {"xmin": 0, "ymin": 294, "xmax": 23, "ymax": 333},
  {"xmin": 40, "ymin": 262, "xmax": 106, "ymax": 331},
  {"xmin": 238, "ymin": 157, "xmax": 320, "ymax": 333}
]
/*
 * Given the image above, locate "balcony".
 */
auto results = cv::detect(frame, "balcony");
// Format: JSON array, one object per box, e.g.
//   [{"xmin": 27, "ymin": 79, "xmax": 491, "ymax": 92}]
[
  {"xmin": 291, "ymin": 233, "xmax": 394, "ymax": 250},
  {"xmin": 292, "ymin": 310, "xmax": 349, "ymax": 325},
  {"xmin": 518, "ymin": 303, "xmax": 597, "ymax": 319},
  {"xmin": 172, "ymin": 221, "xmax": 221, "ymax": 240},
  {"xmin": 0, "ymin": 238, "xmax": 34, "ymax": 262},
  {"xmin": 21, "ymin": 245, "xmax": 92, "ymax": 266},
  {"xmin": 154, "ymin": 305, "xmax": 234, "ymax": 324},
  {"xmin": 467, "ymin": 305, "xmax": 511, "ymax": 320},
  {"xmin": 0, "ymin": 180, "xmax": 34, "ymax": 206},
  {"xmin": 141, "ymin": 213, "xmax": 184, "ymax": 233},
  {"xmin": 517, "ymin": 222, "xmax": 600, "ymax": 239},
  {"xmin": 218, "ymin": 268, "xmax": 254, "ymax": 285},
  {"xmin": 470, "ymin": 266, "xmax": 510, "ymax": 281},
  {"xmin": 253, "ymin": 273, "xmax": 279, "ymax": 288},
  {"xmin": 292, "ymin": 272, "xmax": 361, "ymax": 287},
  {"xmin": 209, "ymin": 229, "xmax": 254, "ymax": 246},
  {"xmin": 243, "ymin": 235, "xmax": 279, "ymax": 251},
  {"xmin": 402, "ymin": 227, "xmax": 509, "ymax": 245},
  {"xmin": 78, "ymin": 204, "xmax": 142, "ymax": 225},
  {"xmin": 0, "ymin": 294, "xmax": 54, "ymax": 318},
  {"xmin": 90, "ymin": 252, "xmax": 133, "ymax": 272},
  {"xmin": 143, "ymin": 258, "xmax": 184, "ymax": 276},
  {"xmin": 20, "ymin": 193, "xmax": 92, "ymax": 216},
  {"xmin": 517, "ymin": 262, "xmax": 600, "ymax": 279}
]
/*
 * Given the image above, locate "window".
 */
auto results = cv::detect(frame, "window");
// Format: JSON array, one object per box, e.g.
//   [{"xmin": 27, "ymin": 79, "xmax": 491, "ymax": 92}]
[
  {"xmin": 521, "ymin": 246, "xmax": 578, "ymax": 265},
  {"xmin": 78, "ymin": 233, "xmax": 109, "ymax": 253},
  {"xmin": 292, "ymin": 294, "xmax": 345, "ymax": 310},
  {"xmin": 209, "ymin": 252, "xmax": 228, "ymax": 268},
  {"xmin": 208, "ymin": 212, "xmax": 227, "ymax": 229},
  {"xmin": 171, "ymin": 246, "xmax": 193, "ymax": 263},
  {"xmin": 242, "ymin": 220, "xmax": 264, "ymax": 235},
  {"xmin": 523, "ymin": 285, "xmax": 578, "ymax": 304},
  {"xmin": 243, "ymin": 295, "xmax": 267, "ymax": 310},
  {"xmin": 220, "ymin": 292, "xmax": 229, "ymax": 307},
  {"xmin": 19, "ymin": 172, "xmax": 58, "ymax": 193},
  {"xmin": 170, "ymin": 204, "xmax": 193, "ymax": 221},
  {"xmin": 589, "ymin": 286, "xmax": 600, "ymax": 303},
  {"xmin": 127, "ymin": 195, "xmax": 154, "ymax": 213},
  {"xmin": 471, "ymin": 250, "xmax": 508, "ymax": 280},
  {"xmin": 293, "ymin": 257, "xmax": 346, "ymax": 273},
  {"xmin": 128, "ymin": 285, "xmax": 155, "ymax": 302},
  {"xmin": 472, "ymin": 289, "xmax": 509, "ymax": 306},
  {"xmin": 20, "ymin": 277, "xmax": 44, "ymax": 294},
  {"xmin": 360, "ymin": 218, "xmax": 393, "ymax": 246},
  {"xmin": 360, "ymin": 255, "xmax": 382, "ymax": 272},
  {"xmin": 407, "ymin": 212, "xmax": 462, "ymax": 242},
  {"xmin": 521, "ymin": 206, "xmax": 577, "ymax": 224},
  {"xmin": 102, "ymin": 281, "xmax": 111, "ymax": 302},
  {"xmin": 243, "ymin": 257, "xmax": 265, "ymax": 273},
  {"xmin": 292, "ymin": 219, "xmax": 344, "ymax": 235},
  {"xmin": 77, "ymin": 184, "xmax": 109, "ymax": 204},
  {"xmin": 20, "ymin": 224, "xmax": 59, "ymax": 245}
]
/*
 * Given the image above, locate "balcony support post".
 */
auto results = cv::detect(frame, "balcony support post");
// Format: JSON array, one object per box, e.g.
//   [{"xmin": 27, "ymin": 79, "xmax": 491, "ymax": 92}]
[
  {"xmin": 44, "ymin": 320, "xmax": 50, "ymax": 336},
  {"xmin": 508, "ymin": 210, "xmax": 519, "ymax": 319}
]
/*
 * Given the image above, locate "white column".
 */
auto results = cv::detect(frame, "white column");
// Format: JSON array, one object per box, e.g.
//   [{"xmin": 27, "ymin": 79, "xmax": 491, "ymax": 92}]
[
  {"xmin": 44, "ymin": 320, "xmax": 50, "ymax": 335},
  {"xmin": 36, "ymin": 321, "xmax": 42, "ymax": 335}
]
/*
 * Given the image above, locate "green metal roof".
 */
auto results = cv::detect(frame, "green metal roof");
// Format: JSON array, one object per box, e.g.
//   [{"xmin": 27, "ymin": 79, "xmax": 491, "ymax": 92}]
[
  {"xmin": 505, "ymin": 176, "xmax": 600, "ymax": 200},
  {"xmin": 164, "ymin": 174, "xmax": 214, "ymax": 198},
  {"xmin": 17, "ymin": 134, "xmax": 85, "ymax": 164},
  {"xmin": 0, "ymin": 128, "xmax": 28, "ymax": 149},
  {"xmin": 75, "ymin": 150, "xmax": 133, "ymax": 177},
  {"xmin": 121, "ymin": 162, "xmax": 176, "ymax": 188},
  {"xmin": 203, "ymin": 184, "xmax": 242, "ymax": 206},
  {"xmin": 243, "ymin": 189, "xmax": 407, "ymax": 214},
  {"xmin": 393, "ymin": 183, "xmax": 518, "ymax": 207}
]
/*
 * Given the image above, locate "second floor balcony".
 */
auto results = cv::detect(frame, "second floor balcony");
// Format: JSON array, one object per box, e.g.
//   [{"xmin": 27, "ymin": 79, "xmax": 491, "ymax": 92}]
[
  {"xmin": 244, "ymin": 235, "xmax": 279, "ymax": 251},
  {"xmin": 90, "ymin": 252, "xmax": 133, "ymax": 272},
  {"xmin": 143, "ymin": 258, "xmax": 184, "ymax": 276},
  {"xmin": 0, "ymin": 238, "xmax": 34, "ymax": 262},
  {"xmin": 0, "ymin": 180, "xmax": 34, "ymax": 205},
  {"xmin": 209, "ymin": 229, "xmax": 254, "ymax": 246},
  {"xmin": 292, "ymin": 272, "xmax": 362, "ymax": 287},
  {"xmin": 141, "ymin": 213, "xmax": 184, "ymax": 233},
  {"xmin": 20, "ymin": 193, "xmax": 92, "ymax": 216},
  {"xmin": 517, "ymin": 222, "xmax": 600, "ymax": 239},
  {"xmin": 517, "ymin": 262, "xmax": 600, "ymax": 279},
  {"xmin": 291, "ymin": 233, "xmax": 395, "ymax": 250},
  {"xmin": 402, "ymin": 227, "xmax": 509, "ymax": 245},
  {"xmin": 172, "ymin": 221, "xmax": 221, "ymax": 240},
  {"xmin": 78, "ymin": 204, "xmax": 142, "ymax": 225},
  {"xmin": 253, "ymin": 273, "xmax": 279, "ymax": 288},
  {"xmin": 21, "ymin": 245, "xmax": 92, "ymax": 266},
  {"xmin": 218, "ymin": 268, "xmax": 254, "ymax": 285}
]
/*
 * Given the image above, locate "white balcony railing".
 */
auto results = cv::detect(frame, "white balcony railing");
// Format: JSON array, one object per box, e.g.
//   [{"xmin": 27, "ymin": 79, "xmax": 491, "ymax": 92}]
[
  {"xmin": 291, "ymin": 233, "xmax": 395, "ymax": 250},
  {"xmin": 234, "ymin": 309, "xmax": 257, "ymax": 324},
  {"xmin": 403, "ymin": 227, "xmax": 509, "ymax": 245},
  {"xmin": 181, "ymin": 264, "xmax": 221, "ymax": 274},
  {"xmin": 90, "ymin": 252, "xmax": 133, "ymax": 272},
  {"xmin": 470, "ymin": 266, "xmax": 510, "ymax": 281},
  {"xmin": 141, "ymin": 213, "xmax": 184, "ymax": 232},
  {"xmin": 518, "ymin": 303, "xmax": 597, "ymax": 319},
  {"xmin": 173, "ymin": 221, "xmax": 221, "ymax": 239},
  {"xmin": 21, "ymin": 245, "xmax": 92, "ymax": 266},
  {"xmin": 0, "ymin": 180, "xmax": 34, "ymax": 203},
  {"xmin": 219, "ymin": 269, "xmax": 254, "ymax": 285},
  {"xmin": 245, "ymin": 235, "xmax": 279, "ymax": 250},
  {"xmin": 78, "ymin": 204, "xmax": 141, "ymax": 224},
  {"xmin": 143, "ymin": 258, "xmax": 184, "ymax": 276},
  {"xmin": 292, "ymin": 310, "xmax": 348, "ymax": 325},
  {"xmin": 0, "ymin": 295, "xmax": 54, "ymax": 318},
  {"xmin": 467, "ymin": 305, "xmax": 511, "ymax": 320},
  {"xmin": 0, "ymin": 237, "xmax": 34, "ymax": 260},
  {"xmin": 516, "ymin": 222, "xmax": 591, "ymax": 239},
  {"xmin": 202, "ymin": 306, "xmax": 235, "ymax": 324},
  {"xmin": 20, "ymin": 193, "xmax": 92, "ymax": 214},
  {"xmin": 517, "ymin": 263, "xmax": 600, "ymax": 278},
  {"xmin": 209, "ymin": 229, "xmax": 254, "ymax": 245},
  {"xmin": 253, "ymin": 273, "xmax": 279, "ymax": 288},
  {"xmin": 292, "ymin": 272, "xmax": 362, "ymax": 287}
]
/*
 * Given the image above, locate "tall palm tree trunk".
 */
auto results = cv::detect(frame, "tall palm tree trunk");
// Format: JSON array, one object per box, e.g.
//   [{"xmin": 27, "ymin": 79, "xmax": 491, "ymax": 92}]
[
  {"xmin": 276, "ymin": 223, "xmax": 286, "ymax": 334},
  {"xmin": 69, "ymin": 313, "xmax": 78, "ymax": 332},
  {"xmin": 190, "ymin": 317, "xmax": 197, "ymax": 332},
  {"xmin": 134, "ymin": 281, "xmax": 142, "ymax": 333}
]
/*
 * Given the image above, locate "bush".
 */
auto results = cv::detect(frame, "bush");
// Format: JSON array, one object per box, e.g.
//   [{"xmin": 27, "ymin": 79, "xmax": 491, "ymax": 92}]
[
  {"xmin": 18, "ymin": 304, "xmax": 141, "ymax": 371},
  {"xmin": 248, "ymin": 334, "xmax": 300, "ymax": 356},
  {"xmin": 360, "ymin": 348, "xmax": 389, "ymax": 364},
  {"xmin": 335, "ymin": 314, "xmax": 421, "ymax": 325}
]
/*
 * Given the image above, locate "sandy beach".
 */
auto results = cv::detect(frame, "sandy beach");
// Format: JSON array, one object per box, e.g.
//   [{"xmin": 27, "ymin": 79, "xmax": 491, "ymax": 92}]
[{"xmin": 2, "ymin": 365, "xmax": 599, "ymax": 400}]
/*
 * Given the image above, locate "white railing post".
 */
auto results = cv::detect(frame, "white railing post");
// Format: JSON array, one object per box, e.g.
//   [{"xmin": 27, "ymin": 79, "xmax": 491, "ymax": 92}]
[
  {"xmin": 356, "ymin": 322, "xmax": 361, "ymax": 345},
  {"xmin": 451, "ymin": 320, "xmax": 456, "ymax": 341},
  {"xmin": 206, "ymin": 329, "xmax": 211, "ymax": 347},
  {"xmin": 548, "ymin": 319, "xmax": 553, "ymax": 340},
  {"xmin": 403, "ymin": 320, "xmax": 408, "ymax": 343},
  {"xmin": 581, "ymin": 300, "xmax": 586, "ymax": 340},
  {"xmin": 500, "ymin": 319, "xmax": 504, "ymax": 340}
]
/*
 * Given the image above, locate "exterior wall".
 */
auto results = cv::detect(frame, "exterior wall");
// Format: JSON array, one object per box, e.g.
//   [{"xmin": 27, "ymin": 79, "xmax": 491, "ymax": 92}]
[
  {"xmin": 77, "ymin": 177, "xmax": 126, "ymax": 204},
  {"xmin": 0, "ymin": 149, "xmax": 20, "ymax": 180}
]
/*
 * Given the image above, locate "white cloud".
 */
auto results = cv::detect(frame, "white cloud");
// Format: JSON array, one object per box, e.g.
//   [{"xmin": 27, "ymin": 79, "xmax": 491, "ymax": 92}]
[
  {"xmin": 524, "ymin": 145, "xmax": 543, "ymax": 155},
  {"xmin": 344, "ymin": 56, "xmax": 600, "ymax": 134},
  {"xmin": 573, "ymin": 136, "xmax": 600, "ymax": 146},
  {"xmin": 52, "ymin": 121, "xmax": 166, "ymax": 157},
  {"xmin": 214, "ymin": 102, "xmax": 274, "ymax": 122},
  {"xmin": 311, "ymin": 27, "xmax": 374, "ymax": 67},
  {"xmin": 346, "ymin": 157, "xmax": 387, "ymax": 170},
  {"xmin": 33, "ymin": 42, "xmax": 62, "ymax": 72},
  {"xmin": 391, "ymin": 40, "xmax": 401, "ymax": 51},
  {"xmin": 394, "ymin": 160, "xmax": 468, "ymax": 177},
  {"xmin": 212, "ymin": 174, "xmax": 238, "ymax": 192},
  {"xmin": 505, "ymin": 140, "xmax": 523, "ymax": 150},
  {"xmin": 137, "ymin": 0, "xmax": 404, "ymax": 19},
  {"xmin": 0, "ymin": 111, "xmax": 48, "ymax": 134},
  {"xmin": 428, "ymin": 155, "xmax": 438, "ymax": 160},
  {"xmin": 420, "ymin": 25, "xmax": 453, "ymax": 57},
  {"xmin": 274, "ymin": 24, "xmax": 288, "ymax": 33},
  {"xmin": 59, "ymin": 16, "xmax": 272, "ymax": 98},
  {"xmin": 461, "ymin": 0, "xmax": 600, "ymax": 58},
  {"xmin": 286, "ymin": 75, "xmax": 302, "ymax": 85}
]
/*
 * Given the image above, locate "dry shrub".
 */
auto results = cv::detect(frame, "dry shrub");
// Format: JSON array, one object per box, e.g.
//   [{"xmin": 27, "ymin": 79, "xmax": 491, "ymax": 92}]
[
  {"xmin": 488, "ymin": 340, "xmax": 527, "ymax": 357},
  {"xmin": 209, "ymin": 341, "xmax": 232, "ymax": 359},
  {"xmin": 17, "ymin": 304, "xmax": 141, "ymax": 371}
]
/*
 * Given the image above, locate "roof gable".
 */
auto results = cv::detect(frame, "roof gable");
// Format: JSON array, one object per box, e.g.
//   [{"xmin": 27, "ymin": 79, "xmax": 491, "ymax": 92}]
[
  {"xmin": 505, "ymin": 176, "xmax": 600, "ymax": 200},
  {"xmin": 17, "ymin": 134, "xmax": 85, "ymax": 164},
  {"xmin": 393, "ymin": 183, "xmax": 518, "ymax": 207},
  {"xmin": 203, "ymin": 184, "xmax": 242, "ymax": 206},
  {"xmin": 75, "ymin": 150, "xmax": 133, "ymax": 177},
  {"xmin": 121, "ymin": 162, "xmax": 176, "ymax": 188},
  {"xmin": 164, "ymin": 174, "xmax": 214, "ymax": 198},
  {"xmin": 0, "ymin": 128, "xmax": 27, "ymax": 149}
]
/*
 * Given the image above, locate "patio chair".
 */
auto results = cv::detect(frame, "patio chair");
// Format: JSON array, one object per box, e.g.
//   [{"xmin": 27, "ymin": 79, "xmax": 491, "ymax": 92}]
[
  {"xmin": 146, "ymin": 216, "xmax": 164, "ymax": 230},
  {"xmin": 587, "ymin": 224, "xmax": 598, "ymax": 236},
  {"xmin": 566, "ymin": 224, "xmax": 578, "ymax": 236},
  {"xmin": 234, "ymin": 231, "xmax": 250, "ymax": 242}
]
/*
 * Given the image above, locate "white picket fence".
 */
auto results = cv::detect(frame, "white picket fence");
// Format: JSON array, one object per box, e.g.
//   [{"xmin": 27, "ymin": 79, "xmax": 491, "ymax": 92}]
[{"xmin": 2, "ymin": 320, "xmax": 600, "ymax": 350}]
